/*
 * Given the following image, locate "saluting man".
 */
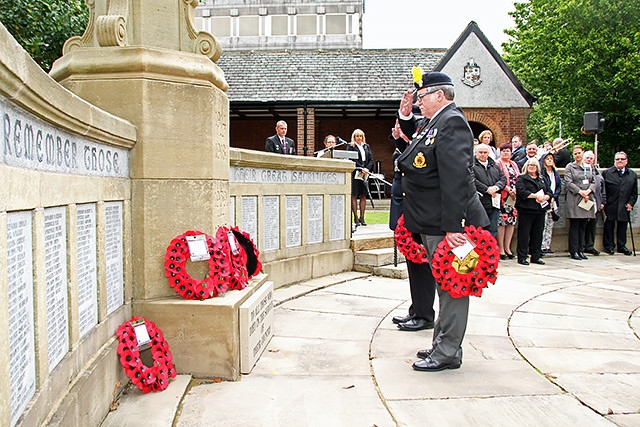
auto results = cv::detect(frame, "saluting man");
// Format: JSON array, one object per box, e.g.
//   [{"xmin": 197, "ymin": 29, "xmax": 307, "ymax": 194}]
[{"xmin": 397, "ymin": 72, "xmax": 489, "ymax": 372}]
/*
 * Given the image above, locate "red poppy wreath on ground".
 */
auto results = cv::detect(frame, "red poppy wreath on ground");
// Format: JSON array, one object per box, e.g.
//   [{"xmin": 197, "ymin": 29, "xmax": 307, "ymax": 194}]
[
  {"xmin": 430, "ymin": 225, "xmax": 499, "ymax": 298},
  {"xmin": 164, "ymin": 230, "xmax": 229, "ymax": 300},
  {"xmin": 394, "ymin": 215, "xmax": 429, "ymax": 264},
  {"xmin": 116, "ymin": 316, "xmax": 177, "ymax": 393}
]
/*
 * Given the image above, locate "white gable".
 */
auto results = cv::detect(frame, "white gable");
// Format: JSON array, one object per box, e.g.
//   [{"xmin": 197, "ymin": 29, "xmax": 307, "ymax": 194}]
[{"xmin": 439, "ymin": 32, "xmax": 531, "ymax": 109}]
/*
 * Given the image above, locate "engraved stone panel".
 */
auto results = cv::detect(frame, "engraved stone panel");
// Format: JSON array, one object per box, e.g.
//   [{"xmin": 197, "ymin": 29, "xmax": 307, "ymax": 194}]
[
  {"xmin": 7, "ymin": 211, "xmax": 36, "ymax": 427},
  {"xmin": 262, "ymin": 196, "xmax": 280, "ymax": 252},
  {"xmin": 0, "ymin": 96, "xmax": 129, "ymax": 177},
  {"xmin": 105, "ymin": 202, "xmax": 124, "ymax": 315},
  {"xmin": 239, "ymin": 281, "xmax": 274, "ymax": 374},
  {"xmin": 285, "ymin": 195, "xmax": 301, "ymax": 248},
  {"xmin": 77, "ymin": 204, "xmax": 98, "ymax": 337},
  {"xmin": 241, "ymin": 196, "xmax": 258, "ymax": 243},
  {"xmin": 330, "ymin": 194, "xmax": 346, "ymax": 241},
  {"xmin": 307, "ymin": 195, "xmax": 323, "ymax": 244},
  {"xmin": 44, "ymin": 206, "xmax": 69, "ymax": 372},
  {"xmin": 231, "ymin": 166, "xmax": 344, "ymax": 185}
]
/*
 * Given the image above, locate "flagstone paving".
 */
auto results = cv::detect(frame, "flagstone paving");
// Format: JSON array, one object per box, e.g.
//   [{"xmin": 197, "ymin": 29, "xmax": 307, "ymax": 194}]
[{"xmin": 104, "ymin": 245, "xmax": 640, "ymax": 426}]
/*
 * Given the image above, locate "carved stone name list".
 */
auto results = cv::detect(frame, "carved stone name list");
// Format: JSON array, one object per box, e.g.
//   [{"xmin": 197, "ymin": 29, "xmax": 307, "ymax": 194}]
[
  {"xmin": 105, "ymin": 202, "xmax": 124, "ymax": 315},
  {"xmin": 7, "ymin": 212, "xmax": 36, "ymax": 426},
  {"xmin": 77, "ymin": 204, "xmax": 98, "ymax": 337},
  {"xmin": 307, "ymin": 195, "xmax": 323, "ymax": 244},
  {"xmin": 44, "ymin": 206, "xmax": 69, "ymax": 372}
]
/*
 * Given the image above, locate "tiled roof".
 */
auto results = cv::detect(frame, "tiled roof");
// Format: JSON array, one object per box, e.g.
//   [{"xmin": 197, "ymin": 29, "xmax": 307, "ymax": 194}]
[{"xmin": 216, "ymin": 48, "xmax": 447, "ymax": 103}]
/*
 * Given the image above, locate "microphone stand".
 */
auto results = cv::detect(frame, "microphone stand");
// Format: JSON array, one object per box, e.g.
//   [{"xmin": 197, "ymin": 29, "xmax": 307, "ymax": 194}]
[{"xmin": 313, "ymin": 139, "xmax": 349, "ymax": 156}]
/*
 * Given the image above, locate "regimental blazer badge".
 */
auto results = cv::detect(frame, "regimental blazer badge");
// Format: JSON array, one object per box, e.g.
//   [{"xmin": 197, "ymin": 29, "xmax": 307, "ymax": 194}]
[
  {"xmin": 462, "ymin": 59, "xmax": 482, "ymax": 87},
  {"xmin": 413, "ymin": 152, "xmax": 426, "ymax": 168}
]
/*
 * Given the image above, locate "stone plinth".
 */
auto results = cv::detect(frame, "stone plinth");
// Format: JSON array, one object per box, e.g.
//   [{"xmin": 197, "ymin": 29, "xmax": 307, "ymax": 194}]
[{"xmin": 135, "ymin": 274, "xmax": 270, "ymax": 380}]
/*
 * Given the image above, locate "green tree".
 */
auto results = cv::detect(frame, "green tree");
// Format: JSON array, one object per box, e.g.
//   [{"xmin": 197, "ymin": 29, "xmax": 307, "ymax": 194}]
[
  {"xmin": 503, "ymin": 0, "xmax": 640, "ymax": 166},
  {"xmin": 0, "ymin": 0, "xmax": 88, "ymax": 73}
]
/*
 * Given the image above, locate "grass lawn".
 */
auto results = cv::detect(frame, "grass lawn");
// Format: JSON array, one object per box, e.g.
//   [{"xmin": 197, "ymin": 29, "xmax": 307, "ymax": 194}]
[{"xmin": 363, "ymin": 211, "xmax": 389, "ymax": 225}]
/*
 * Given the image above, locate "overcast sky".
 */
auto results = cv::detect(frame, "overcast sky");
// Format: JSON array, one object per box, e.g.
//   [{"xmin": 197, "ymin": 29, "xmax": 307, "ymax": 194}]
[{"xmin": 362, "ymin": 0, "xmax": 518, "ymax": 52}]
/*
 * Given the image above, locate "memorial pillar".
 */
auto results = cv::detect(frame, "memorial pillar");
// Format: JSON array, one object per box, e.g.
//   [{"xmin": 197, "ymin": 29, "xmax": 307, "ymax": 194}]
[{"xmin": 50, "ymin": 0, "xmax": 230, "ymax": 300}]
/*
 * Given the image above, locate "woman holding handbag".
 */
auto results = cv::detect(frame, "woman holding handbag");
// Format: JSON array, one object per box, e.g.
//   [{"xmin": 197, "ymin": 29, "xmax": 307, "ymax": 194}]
[
  {"xmin": 539, "ymin": 152, "xmax": 563, "ymax": 254},
  {"xmin": 495, "ymin": 142, "xmax": 520, "ymax": 260},
  {"xmin": 515, "ymin": 158, "xmax": 553, "ymax": 265}
]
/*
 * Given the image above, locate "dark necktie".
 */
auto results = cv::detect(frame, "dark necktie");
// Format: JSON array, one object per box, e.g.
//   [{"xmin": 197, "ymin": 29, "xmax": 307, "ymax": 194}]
[{"xmin": 282, "ymin": 139, "xmax": 286, "ymax": 154}]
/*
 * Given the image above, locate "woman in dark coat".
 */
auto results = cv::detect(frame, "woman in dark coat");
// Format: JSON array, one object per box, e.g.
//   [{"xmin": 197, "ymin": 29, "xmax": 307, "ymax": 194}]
[
  {"xmin": 515, "ymin": 158, "xmax": 552, "ymax": 265},
  {"xmin": 347, "ymin": 128, "xmax": 374, "ymax": 226}
]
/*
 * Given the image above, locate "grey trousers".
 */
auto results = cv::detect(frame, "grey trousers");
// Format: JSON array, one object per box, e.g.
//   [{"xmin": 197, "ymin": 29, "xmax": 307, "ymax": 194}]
[{"xmin": 421, "ymin": 233, "xmax": 469, "ymax": 364}]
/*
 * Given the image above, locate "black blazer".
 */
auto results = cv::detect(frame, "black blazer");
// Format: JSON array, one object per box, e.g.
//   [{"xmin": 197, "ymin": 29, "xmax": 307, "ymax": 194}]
[
  {"xmin": 265, "ymin": 135, "xmax": 296, "ymax": 155},
  {"xmin": 347, "ymin": 143, "xmax": 374, "ymax": 172},
  {"xmin": 397, "ymin": 103, "xmax": 489, "ymax": 235},
  {"xmin": 515, "ymin": 173, "xmax": 552, "ymax": 213}
]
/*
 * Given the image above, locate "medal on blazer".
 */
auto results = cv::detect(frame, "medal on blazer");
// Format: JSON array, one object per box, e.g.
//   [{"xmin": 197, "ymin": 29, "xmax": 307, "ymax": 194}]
[
  {"xmin": 424, "ymin": 128, "xmax": 438, "ymax": 145},
  {"xmin": 413, "ymin": 152, "xmax": 426, "ymax": 168}
]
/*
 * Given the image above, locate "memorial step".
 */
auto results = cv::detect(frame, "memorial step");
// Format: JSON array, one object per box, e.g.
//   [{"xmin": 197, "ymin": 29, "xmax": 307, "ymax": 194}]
[{"xmin": 354, "ymin": 247, "xmax": 405, "ymax": 267}]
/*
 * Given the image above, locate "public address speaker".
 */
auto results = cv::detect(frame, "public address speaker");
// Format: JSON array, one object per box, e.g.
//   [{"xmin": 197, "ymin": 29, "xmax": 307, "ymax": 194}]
[{"xmin": 583, "ymin": 111, "xmax": 604, "ymax": 133}]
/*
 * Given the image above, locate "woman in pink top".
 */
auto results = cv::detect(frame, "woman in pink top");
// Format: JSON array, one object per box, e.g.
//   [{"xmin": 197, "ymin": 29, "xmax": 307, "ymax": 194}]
[{"xmin": 495, "ymin": 142, "xmax": 521, "ymax": 260}]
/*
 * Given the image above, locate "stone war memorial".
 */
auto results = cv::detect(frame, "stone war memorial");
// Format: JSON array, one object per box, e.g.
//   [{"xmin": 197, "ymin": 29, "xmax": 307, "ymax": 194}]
[{"xmin": 0, "ymin": 0, "xmax": 353, "ymax": 425}]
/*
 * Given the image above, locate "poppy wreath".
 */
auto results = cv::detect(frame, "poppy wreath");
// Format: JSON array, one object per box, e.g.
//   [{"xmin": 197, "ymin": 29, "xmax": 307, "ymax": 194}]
[
  {"xmin": 116, "ymin": 316, "xmax": 177, "ymax": 393},
  {"xmin": 430, "ymin": 225, "xmax": 499, "ymax": 298},
  {"xmin": 394, "ymin": 215, "xmax": 429, "ymax": 264},
  {"xmin": 214, "ymin": 226, "xmax": 263, "ymax": 291},
  {"xmin": 164, "ymin": 230, "xmax": 229, "ymax": 300}
]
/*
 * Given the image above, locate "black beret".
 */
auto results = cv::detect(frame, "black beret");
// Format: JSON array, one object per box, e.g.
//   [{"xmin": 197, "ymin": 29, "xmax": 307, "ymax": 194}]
[{"xmin": 415, "ymin": 72, "xmax": 454, "ymax": 90}]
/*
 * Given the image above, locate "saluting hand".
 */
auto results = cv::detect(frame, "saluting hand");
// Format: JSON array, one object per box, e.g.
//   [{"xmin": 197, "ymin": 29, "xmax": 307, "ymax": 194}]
[{"xmin": 399, "ymin": 90, "xmax": 414, "ymax": 117}]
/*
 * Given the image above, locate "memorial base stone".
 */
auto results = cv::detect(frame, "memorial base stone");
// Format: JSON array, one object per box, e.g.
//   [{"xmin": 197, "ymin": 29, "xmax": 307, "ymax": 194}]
[{"xmin": 134, "ymin": 274, "xmax": 270, "ymax": 380}]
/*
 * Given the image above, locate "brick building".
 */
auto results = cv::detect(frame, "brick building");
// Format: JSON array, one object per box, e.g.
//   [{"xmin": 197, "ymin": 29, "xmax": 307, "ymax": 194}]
[{"xmin": 196, "ymin": 2, "xmax": 534, "ymax": 191}]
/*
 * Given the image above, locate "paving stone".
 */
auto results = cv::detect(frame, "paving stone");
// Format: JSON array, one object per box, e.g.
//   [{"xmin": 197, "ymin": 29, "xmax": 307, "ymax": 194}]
[
  {"xmin": 519, "ymin": 347, "xmax": 640, "ymax": 374},
  {"xmin": 177, "ymin": 375, "xmax": 395, "ymax": 427},
  {"xmin": 387, "ymin": 394, "xmax": 613, "ymax": 427},
  {"xmin": 553, "ymin": 373, "xmax": 640, "ymax": 415}
]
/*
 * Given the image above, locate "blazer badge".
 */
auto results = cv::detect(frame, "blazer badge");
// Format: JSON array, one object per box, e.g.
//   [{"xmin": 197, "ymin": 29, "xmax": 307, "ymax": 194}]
[
  {"xmin": 413, "ymin": 152, "xmax": 426, "ymax": 168},
  {"xmin": 425, "ymin": 128, "xmax": 438, "ymax": 145}
]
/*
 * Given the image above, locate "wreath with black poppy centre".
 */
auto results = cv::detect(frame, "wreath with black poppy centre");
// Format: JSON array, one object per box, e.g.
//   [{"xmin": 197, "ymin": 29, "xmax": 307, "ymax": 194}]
[
  {"xmin": 430, "ymin": 225, "xmax": 499, "ymax": 298},
  {"xmin": 393, "ymin": 215, "xmax": 428, "ymax": 264},
  {"xmin": 116, "ymin": 316, "xmax": 177, "ymax": 393},
  {"xmin": 164, "ymin": 230, "xmax": 230, "ymax": 300}
]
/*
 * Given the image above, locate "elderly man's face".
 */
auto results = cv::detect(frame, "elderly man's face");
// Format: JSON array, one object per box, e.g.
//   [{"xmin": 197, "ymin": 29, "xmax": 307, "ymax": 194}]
[
  {"xmin": 526, "ymin": 144, "xmax": 538, "ymax": 157},
  {"xmin": 583, "ymin": 153, "xmax": 595, "ymax": 165},
  {"xmin": 475, "ymin": 147, "xmax": 490, "ymax": 163}
]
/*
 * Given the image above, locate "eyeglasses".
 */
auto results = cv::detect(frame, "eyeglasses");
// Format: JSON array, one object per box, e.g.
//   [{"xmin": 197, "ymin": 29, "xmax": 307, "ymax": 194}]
[
  {"xmin": 615, "ymin": 158, "xmax": 627, "ymax": 161},
  {"xmin": 417, "ymin": 89, "xmax": 440, "ymax": 100}
]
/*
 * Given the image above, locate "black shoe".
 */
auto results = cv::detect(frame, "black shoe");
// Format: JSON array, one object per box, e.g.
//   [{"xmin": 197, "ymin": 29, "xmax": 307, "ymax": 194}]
[
  {"xmin": 500, "ymin": 254, "xmax": 508, "ymax": 260},
  {"xmin": 392, "ymin": 314, "xmax": 413, "ymax": 325},
  {"xmin": 359, "ymin": 218, "xmax": 367, "ymax": 226},
  {"xmin": 412, "ymin": 356, "xmax": 461, "ymax": 372},
  {"xmin": 542, "ymin": 249, "xmax": 554, "ymax": 254},
  {"xmin": 579, "ymin": 252, "xmax": 588, "ymax": 260},
  {"xmin": 397, "ymin": 318, "xmax": 434, "ymax": 331},
  {"xmin": 506, "ymin": 253, "xmax": 515, "ymax": 259},
  {"xmin": 585, "ymin": 249, "xmax": 600, "ymax": 256},
  {"xmin": 518, "ymin": 259, "xmax": 529, "ymax": 265},
  {"xmin": 618, "ymin": 247, "xmax": 632, "ymax": 256},
  {"xmin": 605, "ymin": 249, "xmax": 615, "ymax": 255},
  {"xmin": 531, "ymin": 259, "xmax": 545, "ymax": 265},
  {"xmin": 416, "ymin": 348, "xmax": 433, "ymax": 359},
  {"xmin": 570, "ymin": 252, "xmax": 582, "ymax": 260}
]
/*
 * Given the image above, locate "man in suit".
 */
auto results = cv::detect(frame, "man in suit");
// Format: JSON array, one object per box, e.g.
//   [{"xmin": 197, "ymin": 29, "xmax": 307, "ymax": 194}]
[
  {"xmin": 265, "ymin": 120, "xmax": 296, "ymax": 155},
  {"xmin": 397, "ymin": 71, "xmax": 489, "ymax": 372},
  {"xmin": 602, "ymin": 151, "xmax": 638, "ymax": 255}
]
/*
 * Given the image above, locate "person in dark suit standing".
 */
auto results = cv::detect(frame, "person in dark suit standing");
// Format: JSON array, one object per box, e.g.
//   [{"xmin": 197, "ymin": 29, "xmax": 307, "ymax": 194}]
[
  {"xmin": 265, "ymin": 120, "xmax": 296, "ymax": 155},
  {"xmin": 397, "ymin": 72, "xmax": 489, "ymax": 372},
  {"xmin": 602, "ymin": 151, "xmax": 638, "ymax": 255},
  {"xmin": 389, "ymin": 120, "xmax": 436, "ymax": 332}
]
